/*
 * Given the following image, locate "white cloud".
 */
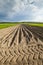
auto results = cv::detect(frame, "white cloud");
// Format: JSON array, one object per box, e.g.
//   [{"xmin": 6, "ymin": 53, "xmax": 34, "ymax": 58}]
[
  {"xmin": 0, "ymin": 0, "xmax": 34, "ymax": 16},
  {"xmin": 0, "ymin": 0, "xmax": 43, "ymax": 22},
  {"xmin": 32, "ymin": 8, "xmax": 43, "ymax": 22}
]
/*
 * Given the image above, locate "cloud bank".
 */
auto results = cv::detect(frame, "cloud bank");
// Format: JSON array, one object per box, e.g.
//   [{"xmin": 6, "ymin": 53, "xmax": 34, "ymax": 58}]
[{"xmin": 0, "ymin": 0, "xmax": 43, "ymax": 22}]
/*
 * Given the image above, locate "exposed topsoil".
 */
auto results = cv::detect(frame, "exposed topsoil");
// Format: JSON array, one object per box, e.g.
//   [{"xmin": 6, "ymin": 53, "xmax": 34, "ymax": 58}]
[{"xmin": 0, "ymin": 24, "xmax": 43, "ymax": 65}]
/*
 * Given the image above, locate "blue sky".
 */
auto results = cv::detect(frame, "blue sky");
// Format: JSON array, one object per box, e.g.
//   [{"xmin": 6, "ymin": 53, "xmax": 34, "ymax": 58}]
[{"xmin": 0, "ymin": 0, "xmax": 43, "ymax": 22}]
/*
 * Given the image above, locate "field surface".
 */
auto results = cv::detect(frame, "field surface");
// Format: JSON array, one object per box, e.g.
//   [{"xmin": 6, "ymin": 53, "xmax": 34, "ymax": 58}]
[{"xmin": 0, "ymin": 24, "xmax": 43, "ymax": 65}]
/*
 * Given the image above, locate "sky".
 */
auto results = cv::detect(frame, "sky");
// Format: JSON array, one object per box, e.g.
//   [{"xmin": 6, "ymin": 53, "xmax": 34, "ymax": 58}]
[{"xmin": 0, "ymin": 0, "xmax": 43, "ymax": 22}]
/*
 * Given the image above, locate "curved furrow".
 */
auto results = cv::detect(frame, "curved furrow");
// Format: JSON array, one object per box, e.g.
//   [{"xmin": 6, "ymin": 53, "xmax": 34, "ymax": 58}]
[
  {"xmin": 16, "ymin": 55, "xmax": 24, "ymax": 63},
  {"xmin": 0, "ymin": 51, "xmax": 4, "ymax": 57},
  {"xmin": 38, "ymin": 45, "xmax": 43, "ymax": 51},
  {"xmin": 18, "ymin": 48, "xmax": 25, "ymax": 55},
  {"xmin": 1, "ymin": 56, "xmax": 9, "ymax": 64},
  {"xmin": 34, "ymin": 36, "xmax": 38, "ymax": 42},
  {"xmin": 28, "ymin": 48, "xmax": 34, "ymax": 54},
  {"xmin": 9, "ymin": 50, "xmax": 16, "ymax": 56},
  {"xmin": 3, "ymin": 50, "xmax": 16, "ymax": 63},
  {"xmin": 37, "ymin": 44, "xmax": 43, "ymax": 52},
  {"xmin": 24, "ymin": 25, "xmax": 33, "ymax": 35},
  {"xmin": 35, "ymin": 45, "xmax": 43, "ymax": 53},
  {"xmin": 21, "ymin": 27, "xmax": 25, "ymax": 39},
  {"xmin": 22, "ymin": 46, "xmax": 31, "ymax": 55},
  {"xmin": 29, "ymin": 29, "xmax": 43, "ymax": 41},
  {"xmin": 22, "ymin": 49, "xmax": 29, "ymax": 55},
  {"xmin": 0, "ymin": 50, "xmax": 9, "ymax": 62},
  {"xmin": 22, "ymin": 27, "xmax": 26, "ymax": 37},
  {"xmin": 35, "ymin": 32, "xmax": 43, "ymax": 41},
  {"xmin": 5, "ymin": 55, "xmax": 13, "ymax": 63},
  {"xmin": 10, "ymin": 28, "xmax": 18, "ymax": 47},
  {"xmin": 28, "ymin": 54, "xmax": 34, "ymax": 60},
  {"xmin": 1, "ymin": 28, "xmax": 15, "ymax": 40},
  {"xmin": 31, "ymin": 48, "xmax": 39, "ymax": 54},
  {"xmin": 22, "ymin": 28, "xmax": 30, "ymax": 44},
  {"xmin": 9, "ymin": 50, "xmax": 14, "ymax": 56},
  {"xmin": 23, "ymin": 28, "xmax": 30, "ymax": 41},
  {"xmin": 24, "ymin": 25, "xmax": 38, "ymax": 42},
  {"xmin": 39, "ymin": 53, "xmax": 43, "ymax": 60},
  {"xmin": 24, "ymin": 27, "xmax": 32, "ymax": 39},
  {"xmin": 0, "ymin": 53, "xmax": 3, "ymax": 61},
  {"xmin": 1, "ymin": 28, "xmax": 16, "ymax": 44},
  {"xmin": 9, "ymin": 56, "xmax": 14, "ymax": 62},
  {"xmin": 33, "ymin": 53, "xmax": 39, "ymax": 60},
  {"xmin": 23, "ymin": 27, "xmax": 31, "ymax": 41},
  {"xmin": 19, "ymin": 28, "xmax": 22, "ymax": 43},
  {"xmin": 17, "ymin": 27, "xmax": 22, "ymax": 44},
  {"xmin": 23, "ymin": 25, "xmax": 32, "ymax": 38}
]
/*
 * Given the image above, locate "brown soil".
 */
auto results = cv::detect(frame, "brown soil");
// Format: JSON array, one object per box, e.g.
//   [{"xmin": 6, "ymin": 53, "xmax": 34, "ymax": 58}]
[{"xmin": 0, "ymin": 24, "xmax": 43, "ymax": 65}]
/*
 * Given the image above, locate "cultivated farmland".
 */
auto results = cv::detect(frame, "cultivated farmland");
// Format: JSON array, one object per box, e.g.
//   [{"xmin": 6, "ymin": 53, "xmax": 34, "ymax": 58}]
[{"xmin": 0, "ymin": 23, "xmax": 43, "ymax": 65}]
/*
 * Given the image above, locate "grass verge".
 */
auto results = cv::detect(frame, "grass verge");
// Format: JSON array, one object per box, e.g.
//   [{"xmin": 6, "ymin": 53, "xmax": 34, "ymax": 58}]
[{"xmin": 0, "ymin": 22, "xmax": 43, "ymax": 29}]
